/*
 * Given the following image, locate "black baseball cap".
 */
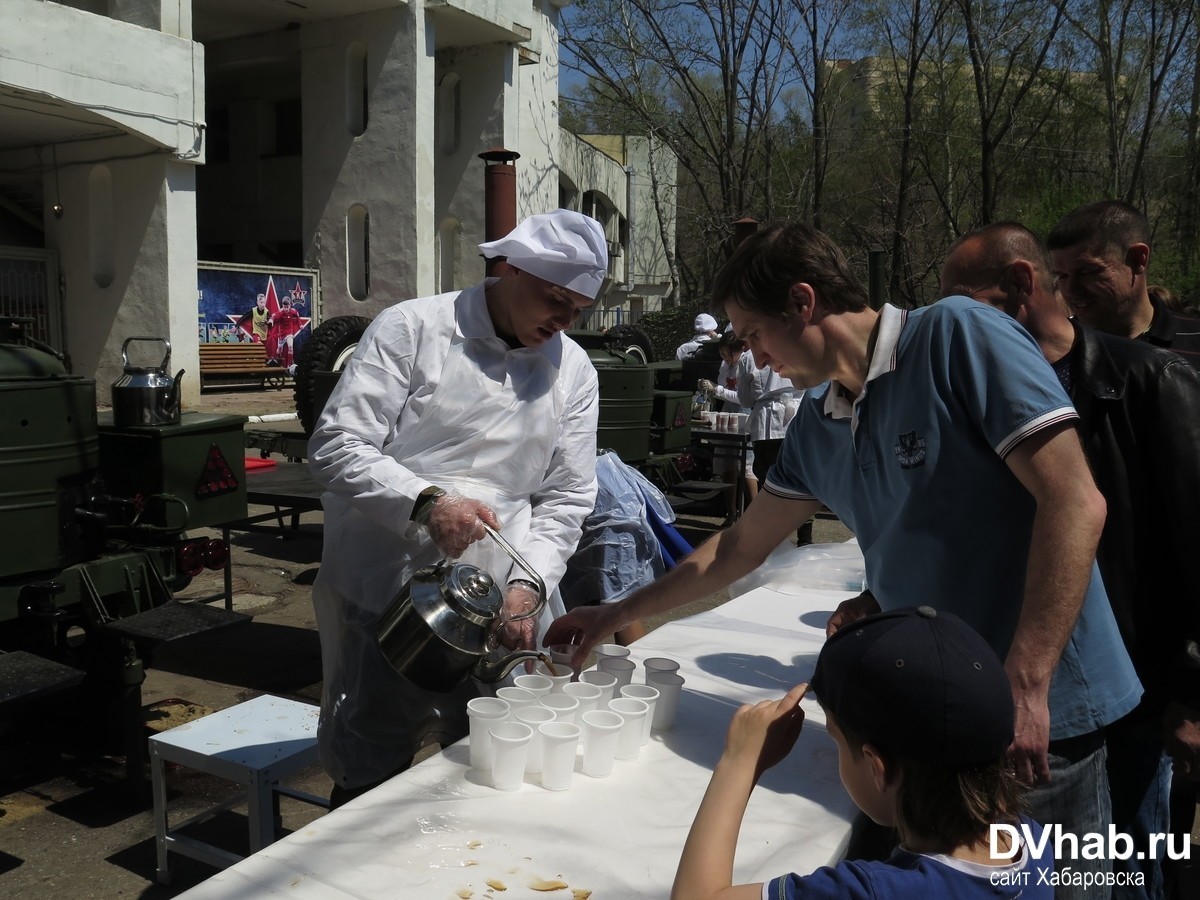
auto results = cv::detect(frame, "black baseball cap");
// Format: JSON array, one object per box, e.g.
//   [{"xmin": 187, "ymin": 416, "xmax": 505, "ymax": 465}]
[{"xmin": 810, "ymin": 606, "xmax": 1014, "ymax": 767}]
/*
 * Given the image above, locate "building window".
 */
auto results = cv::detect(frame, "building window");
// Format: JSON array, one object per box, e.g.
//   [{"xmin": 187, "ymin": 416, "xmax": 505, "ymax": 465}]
[
  {"xmin": 88, "ymin": 165, "xmax": 114, "ymax": 288},
  {"xmin": 346, "ymin": 43, "xmax": 368, "ymax": 136},
  {"xmin": 438, "ymin": 74, "xmax": 461, "ymax": 156},
  {"xmin": 437, "ymin": 217, "xmax": 462, "ymax": 293},
  {"xmin": 347, "ymin": 204, "xmax": 370, "ymax": 300}
]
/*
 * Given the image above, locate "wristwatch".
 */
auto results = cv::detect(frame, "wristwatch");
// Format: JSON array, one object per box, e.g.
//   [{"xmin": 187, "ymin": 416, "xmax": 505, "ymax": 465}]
[{"xmin": 412, "ymin": 485, "xmax": 446, "ymax": 524}]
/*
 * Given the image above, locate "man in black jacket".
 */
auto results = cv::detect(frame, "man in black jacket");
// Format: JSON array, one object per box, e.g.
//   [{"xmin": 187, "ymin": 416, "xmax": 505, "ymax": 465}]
[{"xmin": 942, "ymin": 222, "xmax": 1200, "ymax": 900}]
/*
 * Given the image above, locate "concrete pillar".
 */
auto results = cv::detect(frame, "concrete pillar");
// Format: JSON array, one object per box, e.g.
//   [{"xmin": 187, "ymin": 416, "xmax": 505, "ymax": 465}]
[
  {"xmin": 301, "ymin": 8, "xmax": 427, "ymax": 319},
  {"xmin": 107, "ymin": 0, "xmax": 192, "ymax": 38},
  {"xmin": 46, "ymin": 143, "xmax": 199, "ymax": 407}
]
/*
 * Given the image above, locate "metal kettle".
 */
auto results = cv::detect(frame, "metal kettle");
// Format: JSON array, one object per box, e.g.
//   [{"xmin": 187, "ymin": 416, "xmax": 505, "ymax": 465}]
[
  {"xmin": 376, "ymin": 524, "xmax": 549, "ymax": 692},
  {"xmin": 111, "ymin": 336, "xmax": 184, "ymax": 427}
]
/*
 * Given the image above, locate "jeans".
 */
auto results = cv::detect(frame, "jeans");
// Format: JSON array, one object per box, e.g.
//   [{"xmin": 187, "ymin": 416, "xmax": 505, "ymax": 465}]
[
  {"xmin": 1107, "ymin": 710, "xmax": 1172, "ymax": 900},
  {"xmin": 1027, "ymin": 730, "xmax": 1112, "ymax": 900}
]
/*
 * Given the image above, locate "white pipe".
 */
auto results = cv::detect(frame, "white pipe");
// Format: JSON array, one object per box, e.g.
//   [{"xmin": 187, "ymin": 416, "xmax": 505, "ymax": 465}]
[{"xmin": 247, "ymin": 412, "xmax": 298, "ymax": 423}]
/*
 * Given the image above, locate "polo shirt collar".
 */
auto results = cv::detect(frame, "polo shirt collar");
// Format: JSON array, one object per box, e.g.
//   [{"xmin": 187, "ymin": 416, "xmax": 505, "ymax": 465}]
[{"xmin": 823, "ymin": 303, "xmax": 906, "ymax": 424}]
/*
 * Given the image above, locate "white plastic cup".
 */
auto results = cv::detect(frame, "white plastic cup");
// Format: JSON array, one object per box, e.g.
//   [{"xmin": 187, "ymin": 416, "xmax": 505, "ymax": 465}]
[
  {"xmin": 534, "ymin": 660, "xmax": 576, "ymax": 691},
  {"xmin": 579, "ymin": 670, "xmax": 619, "ymax": 707},
  {"xmin": 594, "ymin": 643, "xmax": 631, "ymax": 663},
  {"xmin": 599, "ymin": 656, "xmax": 636, "ymax": 689},
  {"xmin": 563, "ymin": 681, "xmax": 603, "ymax": 719},
  {"xmin": 513, "ymin": 674, "xmax": 553, "ymax": 698},
  {"xmin": 608, "ymin": 697, "xmax": 649, "ymax": 760},
  {"xmin": 581, "ymin": 709, "xmax": 624, "ymax": 778},
  {"xmin": 718, "ymin": 413, "xmax": 732, "ymax": 432},
  {"xmin": 496, "ymin": 686, "xmax": 538, "ymax": 721},
  {"xmin": 642, "ymin": 657, "xmax": 680, "ymax": 681},
  {"xmin": 489, "ymin": 721, "xmax": 533, "ymax": 791},
  {"xmin": 539, "ymin": 693, "xmax": 581, "ymax": 725},
  {"xmin": 538, "ymin": 722, "xmax": 581, "ymax": 791},
  {"xmin": 514, "ymin": 705, "xmax": 556, "ymax": 774},
  {"xmin": 467, "ymin": 697, "xmax": 511, "ymax": 770},
  {"xmin": 734, "ymin": 412, "xmax": 749, "ymax": 433},
  {"xmin": 704, "ymin": 411, "xmax": 717, "ymax": 428},
  {"xmin": 646, "ymin": 671, "xmax": 686, "ymax": 730},
  {"xmin": 619, "ymin": 684, "xmax": 660, "ymax": 745},
  {"xmin": 546, "ymin": 643, "xmax": 581, "ymax": 669}
]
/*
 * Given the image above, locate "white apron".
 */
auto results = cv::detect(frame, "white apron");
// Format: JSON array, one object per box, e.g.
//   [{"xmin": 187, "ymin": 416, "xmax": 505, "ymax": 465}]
[{"xmin": 314, "ymin": 329, "xmax": 566, "ymax": 789}]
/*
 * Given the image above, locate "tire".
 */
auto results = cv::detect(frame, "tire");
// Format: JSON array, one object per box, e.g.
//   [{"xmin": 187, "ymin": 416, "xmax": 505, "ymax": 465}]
[
  {"xmin": 604, "ymin": 324, "xmax": 655, "ymax": 364},
  {"xmin": 294, "ymin": 315, "xmax": 372, "ymax": 435}
]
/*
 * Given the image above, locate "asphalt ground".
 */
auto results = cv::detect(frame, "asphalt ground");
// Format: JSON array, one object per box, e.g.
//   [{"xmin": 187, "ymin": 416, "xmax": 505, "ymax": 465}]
[{"xmin": 1, "ymin": 386, "xmax": 1195, "ymax": 897}]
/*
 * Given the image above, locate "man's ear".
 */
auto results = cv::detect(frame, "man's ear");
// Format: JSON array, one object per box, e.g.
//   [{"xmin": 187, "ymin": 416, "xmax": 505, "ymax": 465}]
[
  {"xmin": 862, "ymin": 743, "xmax": 894, "ymax": 791},
  {"xmin": 788, "ymin": 282, "xmax": 817, "ymax": 321},
  {"xmin": 1126, "ymin": 243, "xmax": 1150, "ymax": 275},
  {"xmin": 1007, "ymin": 260, "xmax": 1035, "ymax": 298}
]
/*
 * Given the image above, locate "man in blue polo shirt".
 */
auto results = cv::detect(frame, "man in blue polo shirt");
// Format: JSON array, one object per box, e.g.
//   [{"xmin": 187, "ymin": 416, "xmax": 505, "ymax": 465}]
[{"xmin": 548, "ymin": 222, "xmax": 1141, "ymax": 898}]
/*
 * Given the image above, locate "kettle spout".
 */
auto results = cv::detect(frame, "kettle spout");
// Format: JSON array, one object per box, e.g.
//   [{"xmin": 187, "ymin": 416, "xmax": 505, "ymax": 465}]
[
  {"xmin": 472, "ymin": 650, "xmax": 549, "ymax": 684},
  {"xmin": 166, "ymin": 368, "xmax": 185, "ymax": 414}
]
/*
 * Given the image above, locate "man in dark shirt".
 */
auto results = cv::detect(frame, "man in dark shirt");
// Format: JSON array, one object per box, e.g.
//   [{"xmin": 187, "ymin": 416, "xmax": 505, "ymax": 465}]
[
  {"xmin": 942, "ymin": 222, "xmax": 1200, "ymax": 900},
  {"xmin": 1047, "ymin": 199, "xmax": 1200, "ymax": 368}
]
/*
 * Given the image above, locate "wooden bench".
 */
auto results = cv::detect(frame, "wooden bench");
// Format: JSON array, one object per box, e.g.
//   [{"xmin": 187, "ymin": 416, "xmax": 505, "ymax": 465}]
[{"xmin": 199, "ymin": 343, "xmax": 288, "ymax": 391}]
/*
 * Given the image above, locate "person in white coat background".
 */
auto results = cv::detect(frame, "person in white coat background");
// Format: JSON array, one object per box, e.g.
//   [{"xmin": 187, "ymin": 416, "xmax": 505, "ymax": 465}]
[{"xmin": 308, "ymin": 210, "xmax": 608, "ymax": 806}]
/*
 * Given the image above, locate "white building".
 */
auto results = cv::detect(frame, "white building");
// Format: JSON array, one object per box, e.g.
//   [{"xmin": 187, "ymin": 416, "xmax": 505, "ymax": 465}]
[{"xmin": 0, "ymin": 0, "xmax": 676, "ymax": 405}]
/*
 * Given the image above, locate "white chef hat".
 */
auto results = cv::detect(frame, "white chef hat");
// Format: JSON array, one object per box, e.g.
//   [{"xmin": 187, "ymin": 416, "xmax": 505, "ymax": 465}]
[
  {"xmin": 479, "ymin": 210, "xmax": 609, "ymax": 300},
  {"xmin": 694, "ymin": 313, "xmax": 718, "ymax": 333}
]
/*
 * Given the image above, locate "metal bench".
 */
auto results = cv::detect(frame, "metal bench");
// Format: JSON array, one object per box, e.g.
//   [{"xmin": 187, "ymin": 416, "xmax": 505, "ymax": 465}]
[{"xmin": 198, "ymin": 343, "xmax": 288, "ymax": 390}]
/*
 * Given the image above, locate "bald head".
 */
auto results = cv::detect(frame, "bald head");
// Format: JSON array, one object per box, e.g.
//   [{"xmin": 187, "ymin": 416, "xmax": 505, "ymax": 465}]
[{"xmin": 941, "ymin": 223, "xmax": 1056, "ymax": 303}]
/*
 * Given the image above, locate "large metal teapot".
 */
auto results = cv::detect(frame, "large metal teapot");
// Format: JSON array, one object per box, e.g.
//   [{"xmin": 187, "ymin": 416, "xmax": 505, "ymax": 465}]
[
  {"xmin": 376, "ymin": 524, "xmax": 549, "ymax": 692},
  {"xmin": 111, "ymin": 336, "xmax": 184, "ymax": 427}
]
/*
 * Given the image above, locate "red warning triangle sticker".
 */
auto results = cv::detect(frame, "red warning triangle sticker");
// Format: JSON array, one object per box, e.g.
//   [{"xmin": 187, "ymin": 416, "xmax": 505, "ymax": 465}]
[{"xmin": 196, "ymin": 443, "xmax": 240, "ymax": 499}]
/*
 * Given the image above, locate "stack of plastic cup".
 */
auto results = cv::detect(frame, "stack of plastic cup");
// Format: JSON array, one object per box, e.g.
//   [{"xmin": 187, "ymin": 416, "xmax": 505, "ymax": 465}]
[
  {"xmin": 515, "ymin": 705, "xmax": 556, "ymax": 774},
  {"xmin": 539, "ymin": 693, "xmax": 580, "ymax": 725},
  {"xmin": 642, "ymin": 657, "xmax": 680, "ymax": 682},
  {"xmin": 496, "ymin": 686, "xmax": 537, "ymax": 721},
  {"xmin": 514, "ymin": 674, "xmax": 553, "ymax": 698},
  {"xmin": 563, "ymin": 681, "xmax": 603, "ymax": 718},
  {"xmin": 467, "ymin": 697, "xmax": 511, "ymax": 770},
  {"xmin": 489, "ymin": 722, "xmax": 533, "ymax": 790},
  {"xmin": 580, "ymin": 670, "xmax": 619, "ymax": 706},
  {"xmin": 619, "ymin": 684, "xmax": 660, "ymax": 744},
  {"xmin": 580, "ymin": 709, "xmax": 623, "ymax": 777},
  {"xmin": 608, "ymin": 697, "xmax": 649, "ymax": 760},
  {"xmin": 598, "ymin": 656, "xmax": 636, "ymax": 689},
  {"xmin": 646, "ymin": 671, "xmax": 686, "ymax": 730},
  {"xmin": 538, "ymin": 722, "xmax": 581, "ymax": 790}
]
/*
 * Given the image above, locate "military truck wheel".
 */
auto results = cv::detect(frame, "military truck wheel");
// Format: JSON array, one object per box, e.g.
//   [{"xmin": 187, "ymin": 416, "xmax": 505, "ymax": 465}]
[
  {"xmin": 604, "ymin": 324, "xmax": 655, "ymax": 364},
  {"xmin": 294, "ymin": 315, "xmax": 372, "ymax": 435}
]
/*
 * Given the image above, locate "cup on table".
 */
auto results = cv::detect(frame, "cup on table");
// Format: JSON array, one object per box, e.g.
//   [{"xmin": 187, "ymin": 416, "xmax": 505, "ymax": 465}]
[
  {"xmin": 489, "ymin": 721, "xmax": 533, "ymax": 791},
  {"xmin": 619, "ymin": 684, "xmax": 660, "ymax": 745},
  {"xmin": 496, "ymin": 686, "xmax": 538, "ymax": 720},
  {"xmin": 598, "ymin": 656, "xmax": 636, "ymax": 689},
  {"xmin": 704, "ymin": 411, "xmax": 717, "ymax": 428},
  {"xmin": 581, "ymin": 709, "xmax": 624, "ymax": 778},
  {"xmin": 594, "ymin": 643, "xmax": 631, "ymax": 663},
  {"xmin": 539, "ymin": 693, "xmax": 580, "ymax": 725},
  {"xmin": 642, "ymin": 657, "xmax": 680, "ymax": 682},
  {"xmin": 515, "ymin": 705, "xmax": 556, "ymax": 774},
  {"xmin": 546, "ymin": 643, "xmax": 581, "ymax": 670},
  {"xmin": 538, "ymin": 722, "xmax": 581, "ymax": 791},
  {"xmin": 733, "ymin": 412, "xmax": 749, "ymax": 433},
  {"xmin": 608, "ymin": 697, "xmax": 649, "ymax": 760},
  {"xmin": 563, "ymin": 681, "xmax": 603, "ymax": 719},
  {"xmin": 467, "ymin": 697, "xmax": 511, "ymax": 770},
  {"xmin": 580, "ymin": 670, "xmax": 619, "ymax": 707},
  {"xmin": 513, "ymin": 674, "xmax": 553, "ymax": 698},
  {"xmin": 646, "ymin": 671, "xmax": 686, "ymax": 730},
  {"xmin": 534, "ymin": 660, "xmax": 576, "ymax": 691},
  {"xmin": 718, "ymin": 413, "xmax": 732, "ymax": 432}
]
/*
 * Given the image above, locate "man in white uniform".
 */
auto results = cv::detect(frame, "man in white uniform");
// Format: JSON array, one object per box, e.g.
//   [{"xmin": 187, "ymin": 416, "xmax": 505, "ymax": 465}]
[{"xmin": 309, "ymin": 210, "xmax": 607, "ymax": 805}]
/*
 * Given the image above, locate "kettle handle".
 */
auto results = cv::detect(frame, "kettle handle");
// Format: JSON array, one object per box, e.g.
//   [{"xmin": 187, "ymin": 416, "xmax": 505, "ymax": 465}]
[
  {"xmin": 481, "ymin": 523, "xmax": 546, "ymax": 624},
  {"xmin": 121, "ymin": 336, "xmax": 172, "ymax": 371}
]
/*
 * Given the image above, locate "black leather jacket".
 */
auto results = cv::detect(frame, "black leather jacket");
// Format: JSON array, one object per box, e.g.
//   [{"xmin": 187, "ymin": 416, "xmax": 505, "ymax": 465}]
[{"xmin": 1069, "ymin": 320, "xmax": 1200, "ymax": 709}]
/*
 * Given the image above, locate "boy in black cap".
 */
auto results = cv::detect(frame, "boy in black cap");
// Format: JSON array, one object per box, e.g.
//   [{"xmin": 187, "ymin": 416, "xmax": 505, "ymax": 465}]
[{"xmin": 672, "ymin": 606, "xmax": 1055, "ymax": 899}]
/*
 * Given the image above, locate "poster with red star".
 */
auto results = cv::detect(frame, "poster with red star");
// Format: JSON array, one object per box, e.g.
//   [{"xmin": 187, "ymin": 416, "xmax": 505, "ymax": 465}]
[{"xmin": 197, "ymin": 265, "xmax": 318, "ymax": 374}]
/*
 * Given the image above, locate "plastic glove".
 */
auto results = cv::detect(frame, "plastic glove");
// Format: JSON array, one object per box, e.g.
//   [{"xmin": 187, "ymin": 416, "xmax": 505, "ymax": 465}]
[
  {"xmin": 495, "ymin": 582, "xmax": 539, "ymax": 651},
  {"xmin": 698, "ymin": 379, "xmax": 717, "ymax": 396},
  {"xmin": 424, "ymin": 493, "xmax": 500, "ymax": 558}
]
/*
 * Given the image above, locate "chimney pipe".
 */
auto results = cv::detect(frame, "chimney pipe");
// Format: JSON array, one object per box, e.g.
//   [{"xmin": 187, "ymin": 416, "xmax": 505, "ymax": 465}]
[{"xmin": 479, "ymin": 148, "xmax": 521, "ymax": 276}]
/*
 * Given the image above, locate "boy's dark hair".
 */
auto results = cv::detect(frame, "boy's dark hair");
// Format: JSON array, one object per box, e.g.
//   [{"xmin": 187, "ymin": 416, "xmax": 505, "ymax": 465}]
[
  {"xmin": 708, "ymin": 222, "xmax": 869, "ymax": 319},
  {"xmin": 717, "ymin": 330, "xmax": 746, "ymax": 353},
  {"xmin": 1046, "ymin": 200, "xmax": 1150, "ymax": 258},
  {"xmin": 832, "ymin": 711, "xmax": 1026, "ymax": 851}
]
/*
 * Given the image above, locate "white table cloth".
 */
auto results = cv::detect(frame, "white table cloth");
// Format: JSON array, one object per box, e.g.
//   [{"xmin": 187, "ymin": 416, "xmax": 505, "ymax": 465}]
[{"xmin": 182, "ymin": 552, "xmax": 864, "ymax": 899}]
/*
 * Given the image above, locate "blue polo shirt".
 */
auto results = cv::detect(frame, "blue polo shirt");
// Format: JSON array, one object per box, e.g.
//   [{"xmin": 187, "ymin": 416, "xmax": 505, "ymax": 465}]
[{"xmin": 765, "ymin": 297, "xmax": 1140, "ymax": 739}]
